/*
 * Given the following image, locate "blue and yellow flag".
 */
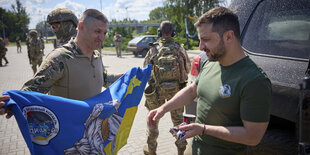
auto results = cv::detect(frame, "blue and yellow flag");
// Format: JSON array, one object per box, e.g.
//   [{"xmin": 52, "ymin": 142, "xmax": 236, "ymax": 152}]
[{"xmin": 3, "ymin": 65, "xmax": 151, "ymax": 155}]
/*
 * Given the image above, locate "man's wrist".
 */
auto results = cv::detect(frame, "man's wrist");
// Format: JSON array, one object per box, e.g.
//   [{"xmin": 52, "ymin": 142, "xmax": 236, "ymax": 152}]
[
  {"xmin": 161, "ymin": 105, "xmax": 168, "ymax": 114},
  {"xmin": 201, "ymin": 124, "xmax": 206, "ymax": 135}
]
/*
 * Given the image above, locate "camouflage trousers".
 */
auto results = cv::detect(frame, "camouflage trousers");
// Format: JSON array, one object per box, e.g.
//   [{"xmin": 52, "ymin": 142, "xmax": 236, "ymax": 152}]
[
  {"xmin": 31, "ymin": 56, "xmax": 42, "ymax": 74},
  {"xmin": 144, "ymin": 85, "xmax": 187, "ymax": 154},
  {"xmin": 115, "ymin": 42, "xmax": 122, "ymax": 57},
  {"xmin": 17, "ymin": 44, "xmax": 22, "ymax": 53}
]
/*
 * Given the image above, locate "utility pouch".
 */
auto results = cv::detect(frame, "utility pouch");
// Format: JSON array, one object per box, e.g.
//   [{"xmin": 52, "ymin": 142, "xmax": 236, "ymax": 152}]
[
  {"xmin": 159, "ymin": 81, "xmax": 179, "ymax": 95},
  {"xmin": 144, "ymin": 85, "xmax": 158, "ymax": 110}
]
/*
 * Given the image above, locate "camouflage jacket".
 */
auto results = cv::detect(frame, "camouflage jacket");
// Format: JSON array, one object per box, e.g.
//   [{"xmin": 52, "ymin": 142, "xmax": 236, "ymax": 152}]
[
  {"xmin": 0, "ymin": 38, "xmax": 6, "ymax": 55},
  {"xmin": 28, "ymin": 37, "xmax": 43, "ymax": 59},
  {"xmin": 26, "ymin": 37, "xmax": 30, "ymax": 49},
  {"xmin": 0, "ymin": 38, "xmax": 5, "ymax": 51},
  {"xmin": 16, "ymin": 39, "xmax": 21, "ymax": 46},
  {"xmin": 143, "ymin": 37, "xmax": 191, "ymax": 85},
  {"xmin": 22, "ymin": 37, "xmax": 119, "ymax": 100}
]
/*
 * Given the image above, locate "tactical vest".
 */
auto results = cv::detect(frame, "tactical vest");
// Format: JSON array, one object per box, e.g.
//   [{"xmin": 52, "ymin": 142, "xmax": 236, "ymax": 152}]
[
  {"xmin": 29, "ymin": 37, "xmax": 41, "ymax": 57},
  {"xmin": 151, "ymin": 42, "xmax": 186, "ymax": 92}
]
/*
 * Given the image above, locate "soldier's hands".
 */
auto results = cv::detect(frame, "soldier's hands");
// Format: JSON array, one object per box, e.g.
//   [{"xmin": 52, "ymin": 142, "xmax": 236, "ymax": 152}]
[
  {"xmin": 0, "ymin": 96, "xmax": 9, "ymax": 112},
  {"xmin": 0, "ymin": 95, "xmax": 13, "ymax": 119},
  {"xmin": 178, "ymin": 123, "xmax": 205, "ymax": 141},
  {"xmin": 147, "ymin": 107, "xmax": 165, "ymax": 128}
]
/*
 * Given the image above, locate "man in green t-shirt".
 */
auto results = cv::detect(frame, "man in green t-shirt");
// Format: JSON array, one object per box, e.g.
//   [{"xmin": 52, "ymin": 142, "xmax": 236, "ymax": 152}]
[{"xmin": 147, "ymin": 7, "xmax": 272, "ymax": 155}]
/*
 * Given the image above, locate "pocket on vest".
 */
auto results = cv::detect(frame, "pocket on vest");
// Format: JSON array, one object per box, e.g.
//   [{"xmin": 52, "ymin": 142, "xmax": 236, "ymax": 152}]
[{"xmin": 159, "ymin": 81, "xmax": 179, "ymax": 95}]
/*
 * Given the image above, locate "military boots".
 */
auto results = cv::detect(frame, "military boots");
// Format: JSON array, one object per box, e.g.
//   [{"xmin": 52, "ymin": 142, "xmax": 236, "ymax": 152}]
[
  {"xmin": 178, "ymin": 147, "xmax": 186, "ymax": 155},
  {"xmin": 143, "ymin": 145, "xmax": 157, "ymax": 155}
]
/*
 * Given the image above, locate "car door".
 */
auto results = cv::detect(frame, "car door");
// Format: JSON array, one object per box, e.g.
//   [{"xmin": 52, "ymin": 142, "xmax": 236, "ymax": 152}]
[{"xmin": 239, "ymin": 0, "xmax": 310, "ymax": 123}]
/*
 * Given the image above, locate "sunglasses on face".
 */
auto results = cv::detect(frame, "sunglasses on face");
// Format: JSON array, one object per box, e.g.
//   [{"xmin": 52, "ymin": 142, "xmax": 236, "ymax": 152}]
[{"xmin": 50, "ymin": 22, "xmax": 60, "ymax": 30}]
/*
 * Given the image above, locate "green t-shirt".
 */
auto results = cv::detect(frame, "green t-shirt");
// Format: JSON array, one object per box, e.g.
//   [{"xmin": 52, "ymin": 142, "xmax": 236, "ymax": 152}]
[{"xmin": 193, "ymin": 56, "xmax": 272, "ymax": 155}]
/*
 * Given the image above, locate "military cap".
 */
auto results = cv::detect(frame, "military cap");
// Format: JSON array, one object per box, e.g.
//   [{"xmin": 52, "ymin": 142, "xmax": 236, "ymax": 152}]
[{"xmin": 47, "ymin": 8, "xmax": 78, "ymax": 27}]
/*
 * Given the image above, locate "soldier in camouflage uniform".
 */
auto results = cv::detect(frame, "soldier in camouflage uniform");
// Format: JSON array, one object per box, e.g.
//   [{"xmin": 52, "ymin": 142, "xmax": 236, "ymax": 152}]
[
  {"xmin": 143, "ymin": 21, "xmax": 191, "ymax": 155},
  {"xmin": 16, "ymin": 36, "xmax": 22, "ymax": 53},
  {"xmin": 0, "ymin": 37, "xmax": 8, "ymax": 67},
  {"xmin": 47, "ymin": 8, "xmax": 78, "ymax": 48},
  {"xmin": 113, "ymin": 32, "xmax": 122, "ymax": 57},
  {"xmin": 20, "ymin": 9, "xmax": 122, "ymax": 100},
  {"xmin": 27, "ymin": 30, "xmax": 43, "ymax": 74}
]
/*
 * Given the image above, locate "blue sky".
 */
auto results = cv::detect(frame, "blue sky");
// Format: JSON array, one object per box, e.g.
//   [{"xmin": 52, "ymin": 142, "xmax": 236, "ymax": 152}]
[{"xmin": 0, "ymin": 0, "xmax": 231, "ymax": 29}]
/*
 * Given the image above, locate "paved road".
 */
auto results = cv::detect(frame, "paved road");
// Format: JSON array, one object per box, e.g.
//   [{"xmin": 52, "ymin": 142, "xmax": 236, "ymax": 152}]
[{"xmin": 0, "ymin": 44, "xmax": 200, "ymax": 155}]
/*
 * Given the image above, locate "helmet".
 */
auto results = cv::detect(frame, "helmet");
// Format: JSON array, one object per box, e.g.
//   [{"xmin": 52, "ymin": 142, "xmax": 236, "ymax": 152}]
[
  {"xmin": 29, "ymin": 30, "xmax": 38, "ymax": 37},
  {"xmin": 47, "ymin": 8, "xmax": 78, "ymax": 27}
]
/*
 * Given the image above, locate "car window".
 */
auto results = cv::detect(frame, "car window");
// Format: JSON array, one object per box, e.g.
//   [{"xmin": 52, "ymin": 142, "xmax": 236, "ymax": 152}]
[
  {"xmin": 241, "ymin": 0, "xmax": 310, "ymax": 59},
  {"xmin": 128, "ymin": 36, "xmax": 144, "ymax": 44},
  {"xmin": 141, "ymin": 37, "xmax": 155, "ymax": 44},
  {"xmin": 148, "ymin": 37, "xmax": 155, "ymax": 42},
  {"xmin": 230, "ymin": 0, "xmax": 259, "ymax": 34},
  {"xmin": 140, "ymin": 38, "xmax": 148, "ymax": 44}
]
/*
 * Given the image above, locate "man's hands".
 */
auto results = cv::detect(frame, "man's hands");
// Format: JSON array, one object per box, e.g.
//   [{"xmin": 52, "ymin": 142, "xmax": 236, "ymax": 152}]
[
  {"xmin": 178, "ymin": 123, "xmax": 205, "ymax": 141},
  {"xmin": 0, "ymin": 95, "xmax": 13, "ymax": 119},
  {"xmin": 147, "ymin": 107, "xmax": 166, "ymax": 128}
]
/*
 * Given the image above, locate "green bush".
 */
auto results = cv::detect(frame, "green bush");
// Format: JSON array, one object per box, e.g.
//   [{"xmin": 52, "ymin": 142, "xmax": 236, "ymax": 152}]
[
  {"xmin": 103, "ymin": 34, "xmax": 115, "ymax": 47},
  {"xmin": 174, "ymin": 36, "xmax": 199, "ymax": 50},
  {"xmin": 121, "ymin": 37, "xmax": 131, "ymax": 50},
  {"xmin": 103, "ymin": 34, "xmax": 132, "ymax": 51}
]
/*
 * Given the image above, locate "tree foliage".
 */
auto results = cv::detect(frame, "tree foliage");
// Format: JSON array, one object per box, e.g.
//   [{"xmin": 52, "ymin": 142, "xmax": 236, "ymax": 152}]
[
  {"xmin": 36, "ymin": 21, "xmax": 53, "ymax": 37},
  {"xmin": 103, "ymin": 18, "xmax": 136, "ymax": 50},
  {"xmin": 11, "ymin": 0, "xmax": 27, "ymax": 15},
  {"xmin": 148, "ymin": 7, "xmax": 165, "ymax": 22},
  {"xmin": 103, "ymin": 0, "xmax": 225, "ymax": 49},
  {"xmin": 147, "ymin": 0, "xmax": 224, "ymax": 49},
  {"xmin": 0, "ymin": 0, "xmax": 29, "ymax": 42},
  {"xmin": 163, "ymin": 0, "xmax": 223, "ymax": 36}
]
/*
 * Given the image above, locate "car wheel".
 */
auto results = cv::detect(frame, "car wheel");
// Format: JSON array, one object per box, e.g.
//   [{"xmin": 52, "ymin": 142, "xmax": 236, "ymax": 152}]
[
  {"xmin": 141, "ymin": 49, "xmax": 148, "ymax": 57},
  {"xmin": 133, "ymin": 51, "xmax": 138, "ymax": 57},
  {"xmin": 247, "ymin": 129, "xmax": 298, "ymax": 155}
]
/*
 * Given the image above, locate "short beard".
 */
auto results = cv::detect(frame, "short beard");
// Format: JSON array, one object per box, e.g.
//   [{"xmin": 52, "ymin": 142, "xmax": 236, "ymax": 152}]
[{"xmin": 208, "ymin": 39, "xmax": 226, "ymax": 62}]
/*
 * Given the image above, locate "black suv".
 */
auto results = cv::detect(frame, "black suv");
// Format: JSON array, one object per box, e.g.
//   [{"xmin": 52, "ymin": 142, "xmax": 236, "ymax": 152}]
[
  {"xmin": 187, "ymin": 0, "xmax": 310, "ymax": 154},
  {"xmin": 234, "ymin": 0, "xmax": 310, "ymax": 154}
]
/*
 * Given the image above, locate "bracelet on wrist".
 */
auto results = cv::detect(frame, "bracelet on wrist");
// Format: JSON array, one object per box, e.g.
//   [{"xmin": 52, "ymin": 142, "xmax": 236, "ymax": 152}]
[{"xmin": 202, "ymin": 124, "xmax": 206, "ymax": 135}]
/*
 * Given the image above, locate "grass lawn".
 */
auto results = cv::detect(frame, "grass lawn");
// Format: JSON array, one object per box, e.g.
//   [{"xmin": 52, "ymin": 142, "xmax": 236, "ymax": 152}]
[{"xmin": 191, "ymin": 46, "xmax": 200, "ymax": 50}]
